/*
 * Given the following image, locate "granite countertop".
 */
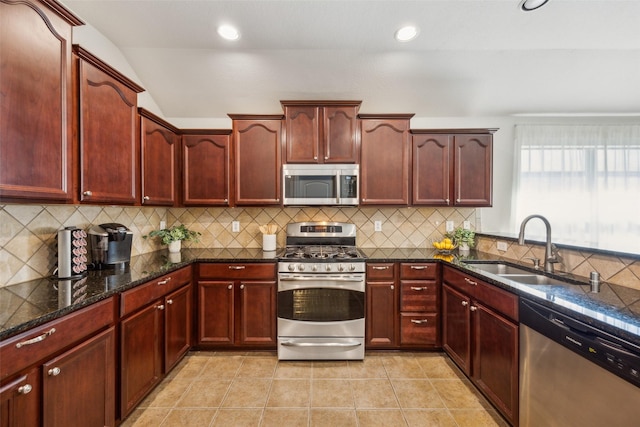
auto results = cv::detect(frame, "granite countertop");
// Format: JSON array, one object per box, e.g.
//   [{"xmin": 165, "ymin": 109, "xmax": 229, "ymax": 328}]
[{"xmin": 2, "ymin": 247, "xmax": 640, "ymax": 348}]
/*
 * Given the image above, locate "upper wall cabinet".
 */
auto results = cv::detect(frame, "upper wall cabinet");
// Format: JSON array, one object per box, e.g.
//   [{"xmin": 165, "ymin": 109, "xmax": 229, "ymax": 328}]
[
  {"xmin": 282, "ymin": 101, "xmax": 360, "ymax": 164},
  {"xmin": 0, "ymin": 0, "xmax": 83, "ymax": 202},
  {"xmin": 229, "ymin": 115, "xmax": 283, "ymax": 205},
  {"xmin": 181, "ymin": 130, "xmax": 232, "ymax": 206},
  {"xmin": 74, "ymin": 46, "xmax": 144, "ymax": 205},
  {"xmin": 412, "ymin": 129, "xmax": 495, "ymax": 207},
  {"xmin": 139, "ymin": 108, "xmax": 180, "ymax": 206},
  {"xmin": 360, "ymin": 114, "xmax": 413, "ymax": 205}
]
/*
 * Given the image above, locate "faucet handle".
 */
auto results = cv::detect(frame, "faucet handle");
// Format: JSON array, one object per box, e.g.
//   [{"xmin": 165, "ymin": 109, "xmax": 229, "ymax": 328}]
[{"xmin": 524, "ymin": 257, "xmax": 541, "ymax": 269}]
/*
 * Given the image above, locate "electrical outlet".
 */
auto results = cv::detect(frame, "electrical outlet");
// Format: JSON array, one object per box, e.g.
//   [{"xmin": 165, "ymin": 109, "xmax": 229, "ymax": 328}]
[
  {"xmin": 232, "ymin": 221, "xmax": 240, "ymax": 232},
  {"xmin": 160, "ymin": 220, "xmax": 166, "ymax": 230},
  {"xmin": 463, "ymin": 221, "xmax": 470, "ymax": 230},
  {"xmin": 374, "ymin": 221, "xmax": 382, "ymax": 232},
  {"xmin": 445, "ymin": 221, "xmax": 454, "ymax": 232},
  {"xmin": 497, "ymin": 241, "xmax": 508, "ymax": 251}
]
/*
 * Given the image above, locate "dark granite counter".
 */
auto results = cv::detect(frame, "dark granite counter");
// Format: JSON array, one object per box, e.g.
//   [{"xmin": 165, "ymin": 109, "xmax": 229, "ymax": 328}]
[{"xmin": 3, "ymin": 246, "xmax": 639, "ymax": 348}]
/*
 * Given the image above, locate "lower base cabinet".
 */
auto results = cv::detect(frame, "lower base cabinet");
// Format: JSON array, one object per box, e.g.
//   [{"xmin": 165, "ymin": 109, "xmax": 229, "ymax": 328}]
[{"xmin": 0, "ymin": 367, "xmax": 40, "ymax": 427}]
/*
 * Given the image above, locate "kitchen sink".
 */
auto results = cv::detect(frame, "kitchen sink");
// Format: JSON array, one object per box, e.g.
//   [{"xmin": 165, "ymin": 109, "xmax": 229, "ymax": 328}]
[
  {"xmin": 465, "ymin": 262, "xmax": 534, "ymax": 276},
  {"xmin": 465, "ymin": 262, "xmax": 567, "ymax": 286},
  {"xmin": 498, "ymin": 274, "xmax": 567, "ymax": 286}
]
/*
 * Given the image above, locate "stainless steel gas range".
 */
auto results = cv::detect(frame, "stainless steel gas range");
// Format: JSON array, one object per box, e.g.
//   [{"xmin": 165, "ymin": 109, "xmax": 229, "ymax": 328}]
[{"xmin": 277, "ymin": 222, "xmax": 366, "ymax": 360}]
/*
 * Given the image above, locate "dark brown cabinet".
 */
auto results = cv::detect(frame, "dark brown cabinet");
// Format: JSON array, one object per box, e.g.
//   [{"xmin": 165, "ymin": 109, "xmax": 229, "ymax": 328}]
[
  {"xmin": 0, "ymin": 0, "xmax": 83, "ymax": 202},
  {"xmin": 229, "ymin": 115, "xmax": 283, "ymax": 205},
  {"xmin": 0, "ymin": 367, "xmax": 40, "ymax": 427},
  {"xmin": 119, "ymin": 267, "xmax": 192, "ymax": 418},
  {"xmin": 181, "ymin": 130, "xmax": 232, "ymax": 206},
  {"xmin": 197, "ymin": 263, "xmax": 277, "ymax": 348},
  {"xmin": 399, "ymin": 263, "xmax": 440, "ymax": 348},
  {"xmin": 282, "ymin": 101, "xmax": 360, "ymax": 163},
  {"xmin": 412, "ymin": 129, "xmax": 495, "ymax": 207},
  {"xmin": 365, "ymin": 263, "xmax": 398, "ymax": 348},
  {"xmin": 139, "ymin": 108, "xmax": 180, "ymax": 206},
  {"xmin": 359, "ymin": 114, "xmax": 413, "ymax": 205},
  {"xmin": 442, "ymin": 267, "xmax": 519, "ymax": 425},
  {"xmin": 74, "ymin": 46, "xmax": 144, "ymax": 204}
]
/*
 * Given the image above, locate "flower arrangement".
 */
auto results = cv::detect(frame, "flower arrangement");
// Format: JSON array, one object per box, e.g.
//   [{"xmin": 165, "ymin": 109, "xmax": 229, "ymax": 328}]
[
  {"xmin": 446, "ymin": 227, "xmax": 476, "ymax": 249},
  {"xmin": 143, "ymin": 224, "xmax": 201, "ymax": 245}
]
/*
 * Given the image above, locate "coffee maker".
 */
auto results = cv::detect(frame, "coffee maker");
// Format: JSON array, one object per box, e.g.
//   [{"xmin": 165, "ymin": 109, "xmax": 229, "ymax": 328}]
[{"xmin": 88, "ymin": 223, "xmax": 133, "ymax": 270}]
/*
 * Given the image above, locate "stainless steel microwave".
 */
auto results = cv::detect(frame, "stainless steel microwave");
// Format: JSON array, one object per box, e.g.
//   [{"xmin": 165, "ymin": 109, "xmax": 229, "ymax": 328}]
[{"xmin": 282, "ymin": 164, "xmax": 359, "ymax": 206}]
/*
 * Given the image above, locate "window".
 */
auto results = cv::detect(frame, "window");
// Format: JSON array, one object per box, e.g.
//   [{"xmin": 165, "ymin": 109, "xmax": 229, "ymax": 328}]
[{"xmin": 513, "ymin": 125, "xmax": 640, "ymax": 254}]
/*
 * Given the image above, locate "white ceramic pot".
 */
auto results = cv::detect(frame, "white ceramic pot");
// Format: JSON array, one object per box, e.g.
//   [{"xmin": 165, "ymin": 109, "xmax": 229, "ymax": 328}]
[
  {"xmin": 459, "ymin": 243, "xmax": 470, "ymax": 254},
  {"xmin": 262, "ymin": 234, "xmax": 276, "ymax": 251},
  {"xmin": 168, "ymin": 240, "xmax": 181, "ymax": 253}
]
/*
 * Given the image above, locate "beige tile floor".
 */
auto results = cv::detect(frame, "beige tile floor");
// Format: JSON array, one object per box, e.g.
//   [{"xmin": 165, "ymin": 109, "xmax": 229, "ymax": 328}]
[{"xmin": 121, "ymin": 351, "xmax": 509, "ymax": 427}]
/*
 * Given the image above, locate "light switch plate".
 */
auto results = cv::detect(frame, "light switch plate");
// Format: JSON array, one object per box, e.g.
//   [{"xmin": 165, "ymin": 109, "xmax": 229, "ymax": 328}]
[
  {"xmin": 445, "ymin": 221, "xmax": 454, "ymax": 232},
  {"xmin": 232, "ymin": 221, "xmax": 240, "ymax": 232}
]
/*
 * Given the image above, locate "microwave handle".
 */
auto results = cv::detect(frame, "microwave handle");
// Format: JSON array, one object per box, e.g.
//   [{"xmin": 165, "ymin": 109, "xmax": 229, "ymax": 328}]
[{"xmin": 336, "ymin": 171, "xmax": 341, "ymax": 204}]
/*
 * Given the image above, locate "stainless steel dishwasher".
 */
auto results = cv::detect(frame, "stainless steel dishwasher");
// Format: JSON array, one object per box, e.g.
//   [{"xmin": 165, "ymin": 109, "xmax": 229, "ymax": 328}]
[{"xmin": 520, "ymin": 298, "xmax": 640, "ymax": 427}]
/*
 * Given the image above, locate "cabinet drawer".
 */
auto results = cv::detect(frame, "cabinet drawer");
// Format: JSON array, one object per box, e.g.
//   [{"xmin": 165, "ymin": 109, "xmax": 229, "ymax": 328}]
[
  {"xmin": 120, "ymin": 267, "xmax": 191, "ymax": 317},
  {"xmin": 443, "ymin": 267, "xmax": 518, "ymax": 321},
  {"xmin": 199, "ymin": 263, "xmax": 276, "ymax": 280},
  {"xmin": 400, "ymin": 263, "xmax": 438, "ymax": 280},
  {"xmin": 400, "ymin": 313, "xmax": 438, "ymax": 346},
  {"xmin": 400, "ymin": 281, "xmax": 438, "ymax": 312},
  {"xmin": 366, "ymin": 263, "xmax": 395, "ymax": 280},
  {"xmin": 0, "ymin": 298, "xmax": 115, "ymax": 381}
]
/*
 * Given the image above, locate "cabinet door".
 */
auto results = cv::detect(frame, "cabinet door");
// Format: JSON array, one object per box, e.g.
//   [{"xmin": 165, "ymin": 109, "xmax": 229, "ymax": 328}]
[
  {"xmin": 412, "ymin": 133, "xmax": 452, "ymax": 205},
  {"xmin": 182, "ymin": 133, "xmax": 231, "ymax": 206},
  {"xmin": 323, "ymin": 106, "xmax": 359, "ymax": 163},
  {"xmin": 233, "ymin": 118, "xmax": 282, "ymax": 205},
  {"xmin": 472, "ymin": 302, "xmax": 519, "ymax": 425},
  {"xmin": 442, "ymin": 284, "xmax": 471, "ymax": 375},
  {"xmin": 0, "ymin": 367, "xmax": 40, "ymax": 427},
  {"xmin": 43, "ymin": 327, "xmax": 115, "ymax": 427},
  {"xmin": 360, "ymin": 118, "xmax": 410, "ymax": 205},
  {"xmin": 238, "ymin": 281, "xmax": 277, "ymax": 346},
  {"xmin": 284, "ymin": 105, "xmax": 320, "ymax": 163},
  {"xmin": 77, "ymin": 55, "xmax": 140, "ymax": 204},
  {"xmin": 197, "ymin": 281, "xmax": 235, "ymax": 345},
  {"xmin": 454, "ymin": 134, "xmax": 492, "ymax": 206},
  {"xmin": 0, "ymin": 0, "xmax": 80, "ymax": 202},
  {"xmin": 120, "ymin": 303, "xmax": 163, "ymax": 417},
  {"xmin": 140, "ymin": 114, "xmax": 179, "ymax": 206},
  {"xmin": 365, "ymin": 282, "xmax": 398, "ymax": 348},
  {"xmin": 164, "ymin": 285, "xmax": 192, "ymax": 372}
]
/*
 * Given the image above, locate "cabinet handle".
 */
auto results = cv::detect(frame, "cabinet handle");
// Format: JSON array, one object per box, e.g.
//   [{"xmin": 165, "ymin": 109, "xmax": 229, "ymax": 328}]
[
  {"xmin": 372, "ymin": 266, "xmax": 389, "ymax": 270},
  {"xmin": 83, "ymin": 190, "xmax": 92, "ymax": 196},
  {"xmin": 143, "ymin": 195, "xmax": 150, "ymax": 201},
  {"xmin": 324, "ymin": 156, "xmax": 329, "ymax": 160},
  {"xmin": 410, "ymin": 319, "xmax": 429, "ymax": 324},
  {"xmin": 410, "ymin": 286, "xmax": 428, "ymax": 291},
  {"xmin": 48, "ymin": 367, "xmax": 61, "ymax": 376},
  {"xmin": 457, "ymin": 198, "xmax": 461, "ymax": 203},
  {"xmin": 228, "ymin": 284, "xmax": 233, "ymax": 289},
  {"xmin": 224, "ymin": 199, "xmax": 228, "ymax": 203},
  {"xmin": 157, "ymin": 277, "xmax": 172, "ymax": 285},
  {"xmin": 167, "ymin": 299, "xmax": 173, "ymax": 305},
  {"xmin": 229, "ymin": 265, "xmax": 246, "ymax": 270},
  {"xmin": 156, "ymin": 304, "xmax": 165, "ymax": 310},
  {"xmin": 240, "ymin": 284, "xmax": 245, "ymax": 290},
  {"xmin": 410, "ymin": 265, "xmax": 428, "ymax": 270},
  {"xmin": 445, "ymin": 198, "xmax": 450, "ymax": 204},
  {"xmin": 470, "ymin": 305, "xmax": 478, "ymax": 312},
  {"xmin": 314, "ymin": 156, "xmax": 318, "ymax": 160},
  {"xmin": 461, "ymin": 301, "xmax": 469, "ymax": 307},
  {"xmin": 16, "ymin": 328, "xmax": 56, "ymax": 348},
  {"xmin": 18, "ymin": 384, "xmax": 33, "ymax": 395},
  {"xmin": 464, "ymin": 277, "xmax": 478, "ymax": 286}
]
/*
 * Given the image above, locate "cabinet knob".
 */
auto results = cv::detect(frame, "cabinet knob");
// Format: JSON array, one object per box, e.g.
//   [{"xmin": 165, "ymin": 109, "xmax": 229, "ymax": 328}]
[
  {"xmin": 83, "ymin": 190, "xmax": 92, "ymax": 197},
  {"xmin": 156, "ymin": 304, "xmax": 165, "ymax": 310},
  {"xmin": 18, "ymin": 384, "xmax": 33, "ymax": 395},
  {"xmin": 461, "ymin": 301, "xmax": 469, "ymax": 307},
  {"xmin": 228, "ymin": 284, "xmax": 233, "ymax": 289},
  {"xmin": 48, "ymin": 367, "xmax": 61, "ymax": 376},
  {"xmin": 314, "ymin": 156, "xmax": 318, "ymax": 160},
  {"xmin": 224, "ymin": 199, "xmax": 228, "ymax": 203},
  {"xmin": 445, "ymin": 198, "xmax": 450, "ymax": 204},
  {"xmin": 240, "ymin": 284, "xmax": 245, "ymax": 290},
  {"xmin": 390, "ymin": 285, "xmax": 394, "ymax": 290},
  {"xmin": 167, "ymin": 299, "xmax": 173, "ymax": 305},
  {"xmin": 143, "ymin": 195, "xmax": 150, "ymax": 201},
  {"xmin": 470, "ymin": 305, "xmax": 478, "ymax": 312},
  {"xmin": 324, "ymin": 156, "xmax": 329, "ymax": 160},
  {"xmin": 457, "ymin": 198, "xmax": 461, "ymax": 203}
]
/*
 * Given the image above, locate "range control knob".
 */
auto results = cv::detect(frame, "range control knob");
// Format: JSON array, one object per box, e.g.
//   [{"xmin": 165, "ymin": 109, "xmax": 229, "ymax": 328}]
[
  {"xmin": 325, "ymin": 264, "xmax": 332, "ymax": 272},
  {"xmin": 337, "ymin": 264, "xmax": 345, "ymax": 272},
  {"xmin": 298, "ymin": 264, "xmax": 305, "ymax": 271},
  {"xmin": 349, "ymin": 264, "xmax": 356, "ymax": 271},
  {"xmin": 312, "ymin": 264, "xmax": 318, "ymax": 272},
  {"xmin": 288, "ymin": 264, "xmax": 296, "ymax": 272}
]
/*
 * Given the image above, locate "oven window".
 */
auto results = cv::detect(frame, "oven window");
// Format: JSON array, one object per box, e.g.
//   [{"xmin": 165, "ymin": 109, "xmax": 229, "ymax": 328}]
[
  {"xmin": 284, "ymin": 175, "xmax": 336, "ymax": 199},
  {"xmin": 278, "ymin": 288, "xmax": 365, "ymax": 322}
]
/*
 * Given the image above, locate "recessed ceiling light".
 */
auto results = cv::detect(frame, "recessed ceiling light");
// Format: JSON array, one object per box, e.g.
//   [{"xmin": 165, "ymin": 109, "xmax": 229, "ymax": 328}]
[
  {"xmin": 217, "ymin": 24, "xmax": 240, "ymax": 41},
  {"xmin": 395, "ymin": 26, "xmax": 419, "ymax": 42},
  {"xmin": 519, "ymin": 0, "xmax": 550, "ymax": 12}
]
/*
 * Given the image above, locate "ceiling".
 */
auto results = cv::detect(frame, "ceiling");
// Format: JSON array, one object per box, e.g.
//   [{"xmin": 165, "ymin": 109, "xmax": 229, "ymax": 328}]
[{"xmin": 60, "ymin": 0, "xmax": 640, "ymax": 119}]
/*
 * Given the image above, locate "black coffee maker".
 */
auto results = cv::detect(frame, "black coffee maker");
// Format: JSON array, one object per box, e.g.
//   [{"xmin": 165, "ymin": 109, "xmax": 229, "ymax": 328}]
[{"xmin": 88, "ymin": 223, "xmax": 133, "ymax": 270}]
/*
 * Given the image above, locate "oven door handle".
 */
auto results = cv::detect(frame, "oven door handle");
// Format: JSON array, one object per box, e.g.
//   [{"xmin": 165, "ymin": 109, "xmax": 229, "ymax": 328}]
[
  {"xmin": 280, "ymin": 341, "xmax": 362, "ymax": 348},
  {"xmin": 279, "ymin": 277, "xmax": 364, "ymax": 282}
]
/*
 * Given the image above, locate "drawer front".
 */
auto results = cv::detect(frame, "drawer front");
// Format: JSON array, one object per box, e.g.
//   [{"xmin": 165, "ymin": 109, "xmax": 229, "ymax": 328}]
[
  {"xmin": 400, "ymin": 263, "xmax": 438, "ymax": 280},
  {"xmin": 366, "ymin": 263, "xmax": 395, "ymax": 280},
  {"xmin": 443, "ymin": 267, "xmax": 518, "ymax": 321},
  {"xmin": 199, "ymin": 263, "xmax": 276, "ymax": 280},
  {"xmin": 0, "ymin": 298, "xmax": 115, "ymax": 381},
  {"xmin": 120, "ymin": 266, "xmax": 192, "ymax": 317},
  {"xmin": 400, "ymin": 281, "xmax": 438, "ymax": 312},
  {"xmin": 400, "ymin": 313, "xmax": 438, "ymax": 346}
]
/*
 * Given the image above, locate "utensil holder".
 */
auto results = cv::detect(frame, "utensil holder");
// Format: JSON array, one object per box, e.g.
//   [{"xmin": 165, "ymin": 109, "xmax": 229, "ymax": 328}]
[{"xmin": 263, "ymin": 234, "xmax": 276, "ymax": 251}]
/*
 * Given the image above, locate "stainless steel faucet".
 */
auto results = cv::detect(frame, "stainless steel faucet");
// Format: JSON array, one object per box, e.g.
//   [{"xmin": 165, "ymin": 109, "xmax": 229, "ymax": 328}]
[{"xmin": 518, "ymin": 214, "xmax": 559, "ymax": 273}]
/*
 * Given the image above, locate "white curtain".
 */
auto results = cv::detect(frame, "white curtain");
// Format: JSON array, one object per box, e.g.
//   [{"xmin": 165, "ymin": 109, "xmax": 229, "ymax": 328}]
[{"xmin": 513, "ymin": 124, "xmax": 640, "ymax": 254}]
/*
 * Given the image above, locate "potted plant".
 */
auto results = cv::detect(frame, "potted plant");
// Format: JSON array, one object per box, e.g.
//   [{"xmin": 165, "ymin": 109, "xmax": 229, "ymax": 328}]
[
  {"xmin": 144, "ymin": 224, "xmax": 201, "ymax": 253},
  {"xmin": 446, "ymin": 227, "xmax": 476, "ymax": 253}
]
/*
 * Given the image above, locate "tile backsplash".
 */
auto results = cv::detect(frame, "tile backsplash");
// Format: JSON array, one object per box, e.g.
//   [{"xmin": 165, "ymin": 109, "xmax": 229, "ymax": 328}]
[{"xmin": 2, "ymin": 204, "xmax": 638, "ymax": 291}]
